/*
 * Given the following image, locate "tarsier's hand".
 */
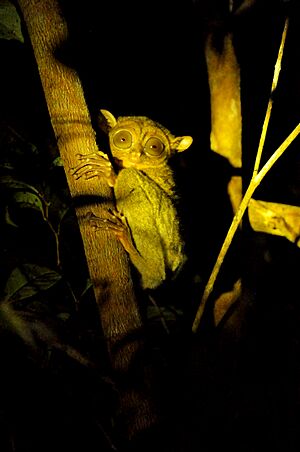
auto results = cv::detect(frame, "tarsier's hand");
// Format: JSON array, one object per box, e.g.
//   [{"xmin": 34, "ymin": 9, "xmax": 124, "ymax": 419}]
[
  {"xmin": 72, "ymin": 151, "xmax": 117, "ymax": 187},
  {"xmin": 87, "ymin": 210, "xmax": 137, "ymax": 256}
]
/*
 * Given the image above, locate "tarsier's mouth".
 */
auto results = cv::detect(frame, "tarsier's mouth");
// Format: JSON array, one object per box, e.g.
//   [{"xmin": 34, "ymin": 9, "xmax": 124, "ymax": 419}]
[
  {"xmin": 113, "ymin": 157, "xmax": 124, "ymax": 168},
  {"xmin": 113, "ymin": 158, "xmax": 161, "ymax": 171},
  {"xmin": 113, "ymin": 158, "xmax": 140, "ymax": 169}
]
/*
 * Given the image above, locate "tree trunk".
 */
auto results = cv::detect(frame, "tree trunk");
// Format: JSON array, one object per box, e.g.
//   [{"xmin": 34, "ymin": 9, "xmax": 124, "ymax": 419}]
[{"xmin": 17, "ymin": 0, "xmax": 157, "ymax": 440}]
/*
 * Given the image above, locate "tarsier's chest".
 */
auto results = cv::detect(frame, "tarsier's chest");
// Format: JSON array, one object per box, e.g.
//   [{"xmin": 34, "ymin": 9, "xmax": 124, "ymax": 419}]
[
  {"xmin": 114, "ymin": 168, "xmax": 174, "ymax": 240},
  {"xmin": 114, "ymin": 168, "xmax": 185, "ymax": 282},
  {"xmin": 115, "ymin": 167, "xmax": 159, "ymax": 201}
]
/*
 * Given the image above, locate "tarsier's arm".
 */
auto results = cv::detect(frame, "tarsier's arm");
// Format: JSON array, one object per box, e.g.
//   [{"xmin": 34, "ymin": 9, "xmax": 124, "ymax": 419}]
[{"xmin": 72, "ymin": 152, "xmax": 139, "ymax": 261}]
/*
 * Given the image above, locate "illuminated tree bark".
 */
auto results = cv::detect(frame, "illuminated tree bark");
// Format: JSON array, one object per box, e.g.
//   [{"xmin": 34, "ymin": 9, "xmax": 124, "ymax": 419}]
[{"xmin": 17, "ymin": 0, "xmax": 157, "ymax": 440}]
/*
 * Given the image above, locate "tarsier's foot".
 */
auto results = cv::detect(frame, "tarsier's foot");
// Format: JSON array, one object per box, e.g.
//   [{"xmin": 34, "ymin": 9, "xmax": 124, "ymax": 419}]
[
  {"xmin": 87, "ymin": 210, "xmax": 137, "ymax": 255},
  {"xmin": 72, "ymin": 151, "xmax": 116, "ymax": 186}
]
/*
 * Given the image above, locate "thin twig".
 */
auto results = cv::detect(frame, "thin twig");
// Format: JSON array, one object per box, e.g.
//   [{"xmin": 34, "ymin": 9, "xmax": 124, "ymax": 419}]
[
  {"xmin": 148, "ymin": 294, "xmax": 170, "ymax": 334},
  {"xmin": 192, "ymin": 17, "xmax": 295, "ymax": 333},
  {"xmin": 253, "ymin": 18, "xmax": 289, "ymax": 175},
  {"xmin": 192, "ymin": 122, "xmax": 300, "ymax": 333},
  {"xmin": 253, "ymin": 122, "xmax": 300, "ymax": 185}
]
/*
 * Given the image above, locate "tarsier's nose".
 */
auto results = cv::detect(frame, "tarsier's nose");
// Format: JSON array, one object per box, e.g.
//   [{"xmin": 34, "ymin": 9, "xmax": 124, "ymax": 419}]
[{"xmin": 130, "ymin": 146, "xmax": 143, "ymax": 161}]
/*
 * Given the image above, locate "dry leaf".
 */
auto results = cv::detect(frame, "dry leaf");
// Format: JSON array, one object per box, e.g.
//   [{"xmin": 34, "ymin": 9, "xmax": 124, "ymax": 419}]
[
  {"xmin": 205, "ymin": 32, "xmax": 242, "ymax": 168},
  {"xmin": 214, "ymin": 278, "xmax": 242, "ymax": 326},
  {"xmin": 248, "ymin": 199, "xmax": 300, "ymax": 246}
]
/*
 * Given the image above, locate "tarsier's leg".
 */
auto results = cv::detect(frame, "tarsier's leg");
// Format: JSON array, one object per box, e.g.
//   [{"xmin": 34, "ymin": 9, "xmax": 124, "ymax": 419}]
[
  {"xmin": 87, "ymin": 210, "xmax": 140, "ymax": 258},
  {"xmin": 72, "ymin": 151, "xmax": 116, "ymax": 187}
]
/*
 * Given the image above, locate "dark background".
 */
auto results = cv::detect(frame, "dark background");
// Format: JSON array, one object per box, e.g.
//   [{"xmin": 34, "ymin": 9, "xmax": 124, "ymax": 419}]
[{"xmin": 0, "ymin": 0, "xmax": 300, "ymax": 451}]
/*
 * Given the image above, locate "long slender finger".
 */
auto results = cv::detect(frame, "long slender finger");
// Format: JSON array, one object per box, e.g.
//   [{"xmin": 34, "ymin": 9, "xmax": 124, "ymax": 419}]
[
  {"xmin": 76, "ymin": 151, "xmax": 110, "ymax": 161},
  {"xmin": 72, "ymin": 164, "xmax": 110, "ymax": 175},
  {"xmin": 72, "ymin": 161, "xmax": 111, "ymax": 176},
  {"xmin": 73, "ymin": 168, "xmax": 110, "ymax": 180},
  {"xmin": 77, "ymin": 156, "xmax": 111, "ymax": 166},
  {"xmin": 74, "ymin": 159, "xmax": 111, "ymax": 172}
]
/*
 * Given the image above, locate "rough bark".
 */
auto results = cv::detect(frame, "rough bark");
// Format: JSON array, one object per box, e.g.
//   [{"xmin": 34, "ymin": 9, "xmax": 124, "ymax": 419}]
[{"xmin": 17, "ymin": 0, "xmax": 157, "ymax": 440}]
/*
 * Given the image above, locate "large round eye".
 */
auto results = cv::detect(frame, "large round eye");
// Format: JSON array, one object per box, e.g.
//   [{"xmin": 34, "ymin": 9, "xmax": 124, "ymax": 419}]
[
  {"xmin": 144, "ymin": 137, "xmax": 165, "ymax": 156},
  {"xmin": 112, "ymin": 129, "xmax": 132, "ymax": 149}
]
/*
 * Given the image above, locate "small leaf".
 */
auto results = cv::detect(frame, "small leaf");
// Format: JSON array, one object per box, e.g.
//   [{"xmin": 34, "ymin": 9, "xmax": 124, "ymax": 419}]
[
  {"xmin": 0, "ymin": 0, "xmax": 24, "ymax": 42},
  {"xmin": 213, "ymin": 278, "xmax": 242, "ymax": 327},
  {"xmin": 52, "ymin": 156, "xmax": 63, "ymax": 167},
  {"xmin": 249, "ymin": 199, "xmax": 300, "ymax": 244},
  {"xmin": 4, "ymin": 205, "xmax": 18, "ymax": 227},
  {"xmin": 4, "ymin": 264, "xmax": 62, "ymax": 302},
  {"xmin": 0, "ymin": 176, "xmax": 48, "ymax": 224},
  {"xmin": 0, "ymin": 175, "xmax": 43, "ymax": 196},
  {"xmin": 57, "ymin": 312, "xmax": 71, "ymax": 322},
  {"xmin": 12, "ymin": 191, "xmax": 45, "ymax": 216},
  {"xmin": 147, "ymin": 305, "xmax": 183, "ymax": 323}
]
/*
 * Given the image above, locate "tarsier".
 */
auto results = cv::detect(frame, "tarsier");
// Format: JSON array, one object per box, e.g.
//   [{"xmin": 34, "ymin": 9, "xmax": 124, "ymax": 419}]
[{"xmin": 72, "ymin": 110, "xmax": 193, "ymax": 289}]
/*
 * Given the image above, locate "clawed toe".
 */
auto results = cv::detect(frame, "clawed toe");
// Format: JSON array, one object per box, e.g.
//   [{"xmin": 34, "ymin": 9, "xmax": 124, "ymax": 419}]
[{"xmin": 87, "ymin": 211, "xmax": 125, "ymax": 233}]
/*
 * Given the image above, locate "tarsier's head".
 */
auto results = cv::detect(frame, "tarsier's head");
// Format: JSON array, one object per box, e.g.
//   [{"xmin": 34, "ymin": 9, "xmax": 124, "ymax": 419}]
[{"xmin": 99, "ymin": 109, "xmax": 193, "ymax": 170}]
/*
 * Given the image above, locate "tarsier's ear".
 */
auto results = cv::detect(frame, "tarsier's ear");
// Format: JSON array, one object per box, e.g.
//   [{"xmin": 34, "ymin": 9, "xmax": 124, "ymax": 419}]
[
  {"xmin": 171, "ymin": 135, "xmax": 193, "ymax": 153},
  {"xmin": 98, "ymin": 109, "xmax": 117, "ymax": 133}
]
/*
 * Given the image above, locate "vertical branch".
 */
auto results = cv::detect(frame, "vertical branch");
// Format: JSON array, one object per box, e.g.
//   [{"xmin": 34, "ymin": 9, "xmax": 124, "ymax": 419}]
[{"xmin": 17, "ymin": 0, "xmax": 157, "ymax": 440}]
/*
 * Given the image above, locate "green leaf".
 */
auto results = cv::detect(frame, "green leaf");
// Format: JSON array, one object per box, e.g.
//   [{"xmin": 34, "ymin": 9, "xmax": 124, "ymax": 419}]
[
  {"xmin": 0, "ymin": 176, "xmax": 48, "ymax": 224},
  {"xmin": 4, "ymin": 205, "xmax": 18, "ymax": 227},
  {"xmin": 12, "ymin": 191, "xmax": 45, "ymax": 216},
  {"xmin": 147, "ymin": 305, "xmax": 183, "ymax": 323},
  {"xmin": 0, "ymin": 0, "xmax": 24, "ymax": 42},
  {"xmin": 52, "ymin": 156, "xmax": 63, "ymax": 167},
  {"xmin": 0, "ymin": 175, "xmax": 43, "ymax": 196},
  {"xmin": 57, "ymin": 312, "xmax": 71, "ymax": 322},
  {"xmin": 4, "ymin": 264, "xmax": 62, "ymax": 302}
]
